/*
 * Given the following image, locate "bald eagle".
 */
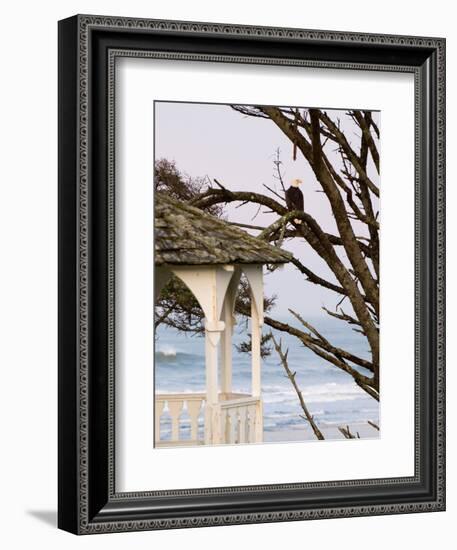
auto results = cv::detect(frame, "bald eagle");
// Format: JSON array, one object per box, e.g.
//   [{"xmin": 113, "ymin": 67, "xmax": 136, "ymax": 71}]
[{"xmin": 285, "ymin": 178, "xmax": 304, "ymax": 224}]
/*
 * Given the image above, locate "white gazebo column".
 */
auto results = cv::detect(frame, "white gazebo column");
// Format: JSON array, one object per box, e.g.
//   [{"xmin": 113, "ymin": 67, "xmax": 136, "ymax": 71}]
[
  {"xmin": 204, "ymin": 322, "xmax": 223, "ymax": 444},
  {"xmin": 251, "ymin": 303, "xmax": 262, "ymax": 397},
  {"xmin": 171, "ymin": 265, "xmax": 234, "ymax": 445},
  {"xmin": 242, "ymin": 265, "xmax": 264, "ymax": 442},
  {"xmin": 242, "ymin": 265, "xmax": 264, "ymax": 396},
  {"xmin": 250, "ymin": 299, "xmax": 263, "ymax": 442},
  {"xmin": 220, "ymin": 268, "xmax": 241, "ymax": 396}
]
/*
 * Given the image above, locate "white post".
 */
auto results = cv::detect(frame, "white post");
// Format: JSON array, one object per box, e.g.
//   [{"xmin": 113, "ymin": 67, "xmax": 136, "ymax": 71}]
[
  {"xmin": 220, "ymin": 301, "xmax": 233, "ymax": 396},
  {"xmin": 220, "ymin": 267, "xmax": 240, "ymax": 398},
  {"xmin": 251, "ymin": 300, "xmax": 261, "ymax": 398},
  {"xmin": 244, "ymin": 265, "xmax": 263, "ymax": 399},
  {"xmin": 171, "ymin": 265, "xmax": 235, "ymax": 445},
  {"xmin": 205, "ymin": 325, "xmax": 222, "ymax": 444},
  {"xmin": 242, "ymin": 264, "xmax": 264, "ymax": 443}
]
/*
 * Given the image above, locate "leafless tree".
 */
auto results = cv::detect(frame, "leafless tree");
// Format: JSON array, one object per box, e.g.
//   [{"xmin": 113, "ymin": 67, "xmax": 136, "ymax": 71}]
[{"xmin": 188, "ymin": 107, "xmax": 380, "ymax": 401}]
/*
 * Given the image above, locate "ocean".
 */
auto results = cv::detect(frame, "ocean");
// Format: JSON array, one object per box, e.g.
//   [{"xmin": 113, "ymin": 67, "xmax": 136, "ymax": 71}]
[{"xmin": 155, "ymin": 315, "xmax": 379, "ymax": 441}]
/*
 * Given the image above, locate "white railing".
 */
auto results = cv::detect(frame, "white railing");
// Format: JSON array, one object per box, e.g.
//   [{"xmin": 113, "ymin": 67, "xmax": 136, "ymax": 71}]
[
  {"xmin": 155, "ymin": 392, "xmax": 262, "ymax": 447},
  {"xmin": 220, "ymin": 397, "xmax": 262, "ymax": 444},
  {"xmin": 155, "ymin": 393, "xmax": 205, "ymax": 447}
]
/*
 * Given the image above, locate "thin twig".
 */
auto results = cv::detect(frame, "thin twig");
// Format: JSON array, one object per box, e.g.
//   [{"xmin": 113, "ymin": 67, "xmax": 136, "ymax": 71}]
[
  {"xmin": 263, "ymin": 183, "xmax": 285, "ymax": 202},
  {"xmin": 270, "ymin": 333, "xmax": 325, "ymax": 440},
  {"xmin": 213, "ymin": 178, "xmax": 228, "ymax": 191},
  {"xmin": 338, "ymin": 425, "xmax": 360, "ymax": 439},
  {"xmin": 251, "ymin": 203, "xmax": 262, "ymax": 221},
  {"xmin": 227, "ymin": 221, "xmax": 266, "ymax": 231}
]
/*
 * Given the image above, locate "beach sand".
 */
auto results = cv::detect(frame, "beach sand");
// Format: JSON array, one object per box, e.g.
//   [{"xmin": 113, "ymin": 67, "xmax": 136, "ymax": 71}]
[
  {"xmin": 264, "ymin": 422, "xmax": 379, "ymax": 443},
  {"xmin": 157, "ymin": 423, "xmax": 380, "ymax": 449}
]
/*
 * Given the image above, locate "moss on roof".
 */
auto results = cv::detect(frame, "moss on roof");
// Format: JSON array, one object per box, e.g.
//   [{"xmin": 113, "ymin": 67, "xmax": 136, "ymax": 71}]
[{"xmin": 155, "ymin": 194, "xmax": 292, "ymax": 266}]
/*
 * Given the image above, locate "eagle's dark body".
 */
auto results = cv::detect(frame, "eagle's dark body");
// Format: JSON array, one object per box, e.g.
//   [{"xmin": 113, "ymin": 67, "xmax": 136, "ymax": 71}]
[{"xmin": 285, "ymin": 186, "xmax": 304, "ymax": 213}]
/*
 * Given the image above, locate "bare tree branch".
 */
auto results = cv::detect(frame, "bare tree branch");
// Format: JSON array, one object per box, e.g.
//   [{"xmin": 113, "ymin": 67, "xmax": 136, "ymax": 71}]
[
  {"xmin": 338, "ymin": 425, "xmax": 360, "ymax": 439},
  {"xmin": 319, "ymin": 110, "xmax": 380, "ymax": 197},
  {"xmin": 271, "ymin": 333, "xmax": 325, "ymax": 440},
  {"xmin": 288, "ymin": 309, "xmax": 374, "ymax": 373},
  {"xmin": 190, "ymin": 184, "xmax": 379, "ymax": 390},
  {"xmin": 367, "ymin": 420, "xmax": 380, "ymax": 431},
  {"xmin": 350, "ymin": 110, "xmax": 380, "ymax": 173}
]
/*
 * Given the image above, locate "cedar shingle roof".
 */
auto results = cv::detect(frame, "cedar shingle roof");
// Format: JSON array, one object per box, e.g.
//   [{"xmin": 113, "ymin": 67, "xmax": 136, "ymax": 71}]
[{"xmin": 155, "ymin": 194, "xmax": 292, "ymax": 266}]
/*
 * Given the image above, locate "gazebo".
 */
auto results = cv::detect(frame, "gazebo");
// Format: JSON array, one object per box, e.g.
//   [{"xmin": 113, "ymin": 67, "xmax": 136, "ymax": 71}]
[{"xmin": 154, "ymin": 194, "xmax": 291, "ymax": 447}]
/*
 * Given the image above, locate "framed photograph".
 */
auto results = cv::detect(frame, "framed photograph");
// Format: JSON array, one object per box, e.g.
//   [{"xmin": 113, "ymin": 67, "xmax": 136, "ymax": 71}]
[{"xmin": 58, "ymin": 14, "xmax": 445, "ymax": 534}]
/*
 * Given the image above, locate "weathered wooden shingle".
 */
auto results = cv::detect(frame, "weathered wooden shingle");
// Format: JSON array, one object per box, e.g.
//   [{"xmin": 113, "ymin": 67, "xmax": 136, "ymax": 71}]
[{"xmin": 155, "ymin": 194, "xmax": 292, "ymax": 266}]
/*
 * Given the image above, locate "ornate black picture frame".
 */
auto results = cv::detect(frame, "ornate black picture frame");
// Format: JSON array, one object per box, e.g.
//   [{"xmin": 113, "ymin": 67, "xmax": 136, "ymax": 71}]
[{"xmin": 58, "ymin": 14, "xmax": 445, "ymax": 534}]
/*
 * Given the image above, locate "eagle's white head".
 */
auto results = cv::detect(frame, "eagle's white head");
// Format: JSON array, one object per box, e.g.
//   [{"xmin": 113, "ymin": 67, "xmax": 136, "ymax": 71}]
[{"xmin": 291, "ymin": 178, "xmax": 303, "ymax": 188}]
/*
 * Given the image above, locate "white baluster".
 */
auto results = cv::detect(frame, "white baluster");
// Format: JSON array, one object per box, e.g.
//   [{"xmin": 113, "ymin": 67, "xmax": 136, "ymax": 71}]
[
  {"xmin": 236, "ymin": 409, "xmax": 242, "ymax": 444},
  {"xmin": 255, "ymin": 399, "xmax": 263, "ymax": 443},
  {"xmin": 239, "ymin": 407, "xmax": 247, "ymax": 444},
  {"xmin": 229, "ymin": 410, "xmax": 237, "ymax": 444},
  {"xmin": 248, "ymin": 405, "xmax": 256, "ymax": 443},
  {"xmin": 155, "ymin": 400, "xmax": 164, "ymax": 443},
  {"xmin": 220, "ymin": 408, "xmax": 228, "ymax": 444},
  {"xmin": 226, "ymin": 409, "xmax": 232, "ymax": 444},
  {"xmin": 168, "ymin": 400, "xmax": 183, "ymax": 441},
  {"xmin": 187, "ymin": 399, "xmax": 202, "ymax": 442}
]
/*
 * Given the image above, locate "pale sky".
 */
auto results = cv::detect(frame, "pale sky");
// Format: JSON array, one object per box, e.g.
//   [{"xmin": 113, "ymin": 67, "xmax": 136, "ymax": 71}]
[{"xmin": 155, "ymin": 101, "xmax": 380, "ymax": 318}]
